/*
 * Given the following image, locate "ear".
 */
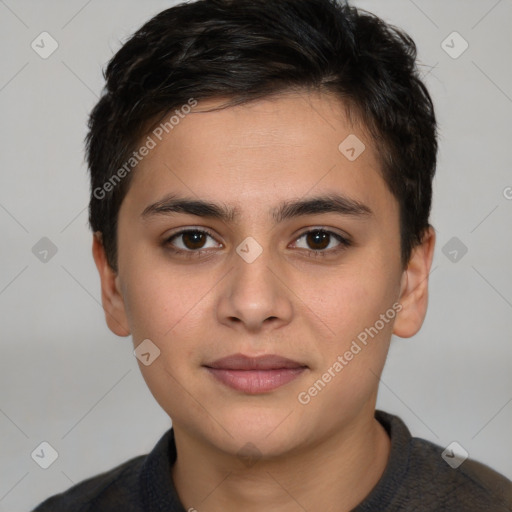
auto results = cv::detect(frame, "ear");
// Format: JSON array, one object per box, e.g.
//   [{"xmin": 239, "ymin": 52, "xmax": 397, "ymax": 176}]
[
  {"xmin": 92, "ymin": 232, "xmax": 131, "ymax": 337},
  {"xmin": 393, "ymin": 226, "xmax": 436, "ymax": 338}
]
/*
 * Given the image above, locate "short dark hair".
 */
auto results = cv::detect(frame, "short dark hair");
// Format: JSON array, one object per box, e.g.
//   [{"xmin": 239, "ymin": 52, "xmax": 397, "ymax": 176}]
[{"xmin": 86, "ymin": 0, "xmax": 437, "ymax": 271}]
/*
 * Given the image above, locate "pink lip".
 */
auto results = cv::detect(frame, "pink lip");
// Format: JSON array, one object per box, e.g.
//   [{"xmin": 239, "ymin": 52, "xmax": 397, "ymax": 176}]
[{"xmin": 204, "ymin": 354, "xmax": 307, "ymax": 394}]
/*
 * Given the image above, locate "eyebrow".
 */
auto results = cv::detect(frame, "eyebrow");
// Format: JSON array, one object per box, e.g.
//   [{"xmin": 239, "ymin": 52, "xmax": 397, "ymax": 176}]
[{"xmin": 140, "ymin": 193, "xmax": 372, "ymax": 223}]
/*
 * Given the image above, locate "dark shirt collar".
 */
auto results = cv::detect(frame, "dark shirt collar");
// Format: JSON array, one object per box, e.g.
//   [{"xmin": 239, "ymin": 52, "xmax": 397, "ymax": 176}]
[
  {"xmin": 353, "ymin": 410, "xmax": 411, "ymax": 510},
  {"xmin": 139, "ymin": 425, "xmax": 185, "ymax": 511},
  {"xmin": 136, "ymin": 410, "xmax": 408, "ymax": 511}
]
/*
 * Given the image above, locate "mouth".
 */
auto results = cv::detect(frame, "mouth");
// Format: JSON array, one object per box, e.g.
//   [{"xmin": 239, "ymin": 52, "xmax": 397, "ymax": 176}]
[{"xmin": 203, "ymin": 354, "xmax": 308, "ymax": 394}]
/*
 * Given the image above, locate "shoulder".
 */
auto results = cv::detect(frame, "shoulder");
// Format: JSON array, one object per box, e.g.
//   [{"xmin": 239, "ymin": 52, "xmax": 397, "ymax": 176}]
[
  {"xmin": 408, "ymin": 436, "xmax": 512, "ymax": 510},
  {"xmin": 370, "ymin": 411, "xmax": 512, "ymax": 511},
  {"xmin": 31, "ymin": 454, "xmax": 146, "ymax": 512},
  {"xmin": 32, "ymin": 427, "xmax": 180, "ymax": 512}
]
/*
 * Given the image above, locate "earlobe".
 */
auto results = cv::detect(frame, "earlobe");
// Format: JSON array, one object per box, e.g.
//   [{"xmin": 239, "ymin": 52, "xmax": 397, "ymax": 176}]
[
  {"xmin": 92, "ymin": 233, "xmax": 131, "ymax": 337},
  {"xmin": 393, "ymin": 227, "xmax": 436, "ymax": 338}
]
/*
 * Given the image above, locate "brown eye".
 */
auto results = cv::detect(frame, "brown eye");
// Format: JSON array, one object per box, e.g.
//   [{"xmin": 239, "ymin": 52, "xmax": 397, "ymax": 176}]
[
  {"xmin": 293, "ymin": 229, "xmax": 351, "ymax": 254},
  {"xmin": 166, "ymin": 229, "xmax": 220, "ymax": 253}
]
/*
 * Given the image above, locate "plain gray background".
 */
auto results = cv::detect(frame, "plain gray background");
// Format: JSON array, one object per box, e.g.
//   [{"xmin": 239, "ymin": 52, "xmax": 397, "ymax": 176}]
[{"xmin": 0, "ymin": 0, "xmax": 511, "ymax": 510}]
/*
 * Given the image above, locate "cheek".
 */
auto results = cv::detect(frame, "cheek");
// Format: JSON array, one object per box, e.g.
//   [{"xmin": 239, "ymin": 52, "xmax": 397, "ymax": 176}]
[
  {"xmin": 302, "ymin": 253, "xmax": 401, "ymax": 400},
  {"xmin": 309, "ymin": 265, "xmax": 398, "ymax": 337},
  {"xmin": 121, "ymin": 255, "xmax": 209, "ymax": 338},
  {"xmin": 124, "ymin": 265, "xmax": 214, "ymax": 419},
  {"xmin": 298, "ymin": 274, "xmax": 397, "ymax": 416}
]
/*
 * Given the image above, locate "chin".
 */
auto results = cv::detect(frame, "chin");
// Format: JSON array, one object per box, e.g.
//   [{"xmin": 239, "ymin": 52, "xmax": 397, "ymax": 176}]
[{"xmin": 204, "ymin": 404, "xmax": 309, "ymax": 456}]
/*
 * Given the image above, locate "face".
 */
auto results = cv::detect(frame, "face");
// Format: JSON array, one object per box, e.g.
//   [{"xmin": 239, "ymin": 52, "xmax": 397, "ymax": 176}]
[{"xmin": 94, "ymin": 91, "xmax": 433, "ymax": 458}]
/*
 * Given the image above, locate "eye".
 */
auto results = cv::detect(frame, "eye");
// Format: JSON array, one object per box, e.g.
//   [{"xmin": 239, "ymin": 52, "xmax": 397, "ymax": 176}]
[
  {"xmin": 165, "ymin": 229, "xmax": 222, "ymax": 253},
  {"xmin": 163, "ymin": 227, "xmax": 351, "ymax": 259},
  {"xmin": 291, "ymin": 229, "xmax": 351, "ymax": 255}
]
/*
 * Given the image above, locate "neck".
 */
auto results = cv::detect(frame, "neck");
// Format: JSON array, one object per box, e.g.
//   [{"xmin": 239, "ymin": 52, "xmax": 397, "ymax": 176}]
[{"xmin": 171, "ymin": 409, "xmax": 391, "ymax": 512}]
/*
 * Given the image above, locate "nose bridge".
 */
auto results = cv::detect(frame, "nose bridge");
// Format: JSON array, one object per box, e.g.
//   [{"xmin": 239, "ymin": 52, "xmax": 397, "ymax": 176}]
[
  {"xmin": 232, "ymin": 240, "xmax": 279, "ymax": 308},
  {"xmin": 217, "ymin": 237, "xmax": 293, "ymax": 330}
]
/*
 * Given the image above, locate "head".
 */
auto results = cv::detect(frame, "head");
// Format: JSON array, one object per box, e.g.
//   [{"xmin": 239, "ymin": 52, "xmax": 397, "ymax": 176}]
[{"xmin": 89, "ymin": 0, "xmax": 436, "ymax": 458}]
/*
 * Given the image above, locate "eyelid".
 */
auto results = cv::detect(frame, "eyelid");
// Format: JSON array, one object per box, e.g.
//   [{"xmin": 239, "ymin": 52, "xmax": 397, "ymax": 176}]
[
  {"xmin": 290, "ymin": 227, "xmax": 352, "ymax": 252},
  {"xmin": 164, "ymin": 227, "xmax": 222, "ymax": 250},
  {"xmin": 292, "ymin": 226, "xmax": 352, "ymax": 243}
]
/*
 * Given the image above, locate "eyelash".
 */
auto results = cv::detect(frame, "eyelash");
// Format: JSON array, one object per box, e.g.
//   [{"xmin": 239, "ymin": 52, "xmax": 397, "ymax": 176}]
[{"xmin": 163, "ymin": 228, "xmax": 352, "ymax": 259}]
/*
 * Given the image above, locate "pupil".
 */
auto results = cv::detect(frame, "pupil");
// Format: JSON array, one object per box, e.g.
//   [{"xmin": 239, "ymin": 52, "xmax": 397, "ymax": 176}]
[{"xmin": 307, "ymin": 230, "xmax": 329, "ymax": 250}]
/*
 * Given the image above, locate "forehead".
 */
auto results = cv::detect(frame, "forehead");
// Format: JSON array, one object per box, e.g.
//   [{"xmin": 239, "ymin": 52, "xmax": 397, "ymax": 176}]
[{"xmin": 121, "ymin": 91, "xmax": 394, "ymax": 220}]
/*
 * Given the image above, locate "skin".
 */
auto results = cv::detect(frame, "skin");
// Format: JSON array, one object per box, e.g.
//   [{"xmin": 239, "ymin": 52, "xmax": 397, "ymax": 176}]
[{"xmin": 93, "ymin": 90, "xmax": 435, "ymax": 512}]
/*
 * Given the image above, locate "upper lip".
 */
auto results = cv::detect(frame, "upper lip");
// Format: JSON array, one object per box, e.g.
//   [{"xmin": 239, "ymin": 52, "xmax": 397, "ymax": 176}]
[{"xmin": 204, "ymin": 354, "xmax": 307, "ymax": 370}]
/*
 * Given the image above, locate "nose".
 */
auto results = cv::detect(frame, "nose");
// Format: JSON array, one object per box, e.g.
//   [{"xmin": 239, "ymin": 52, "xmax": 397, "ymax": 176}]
[{"xmin": 216, "ymin": 247, "xmax": 294, "ymax": 334}]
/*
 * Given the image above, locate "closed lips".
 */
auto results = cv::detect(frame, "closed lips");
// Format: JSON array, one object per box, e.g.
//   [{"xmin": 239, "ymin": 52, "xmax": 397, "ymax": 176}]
[{"xmin": 204, "ymin": 354, "xmax": 307, "ymax": 370}]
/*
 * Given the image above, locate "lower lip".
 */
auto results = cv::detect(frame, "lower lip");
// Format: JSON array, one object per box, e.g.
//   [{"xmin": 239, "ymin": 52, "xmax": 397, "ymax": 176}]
[{"xmin": 206, "ymin": 367, "xmax": 306, "ymax": 394}]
